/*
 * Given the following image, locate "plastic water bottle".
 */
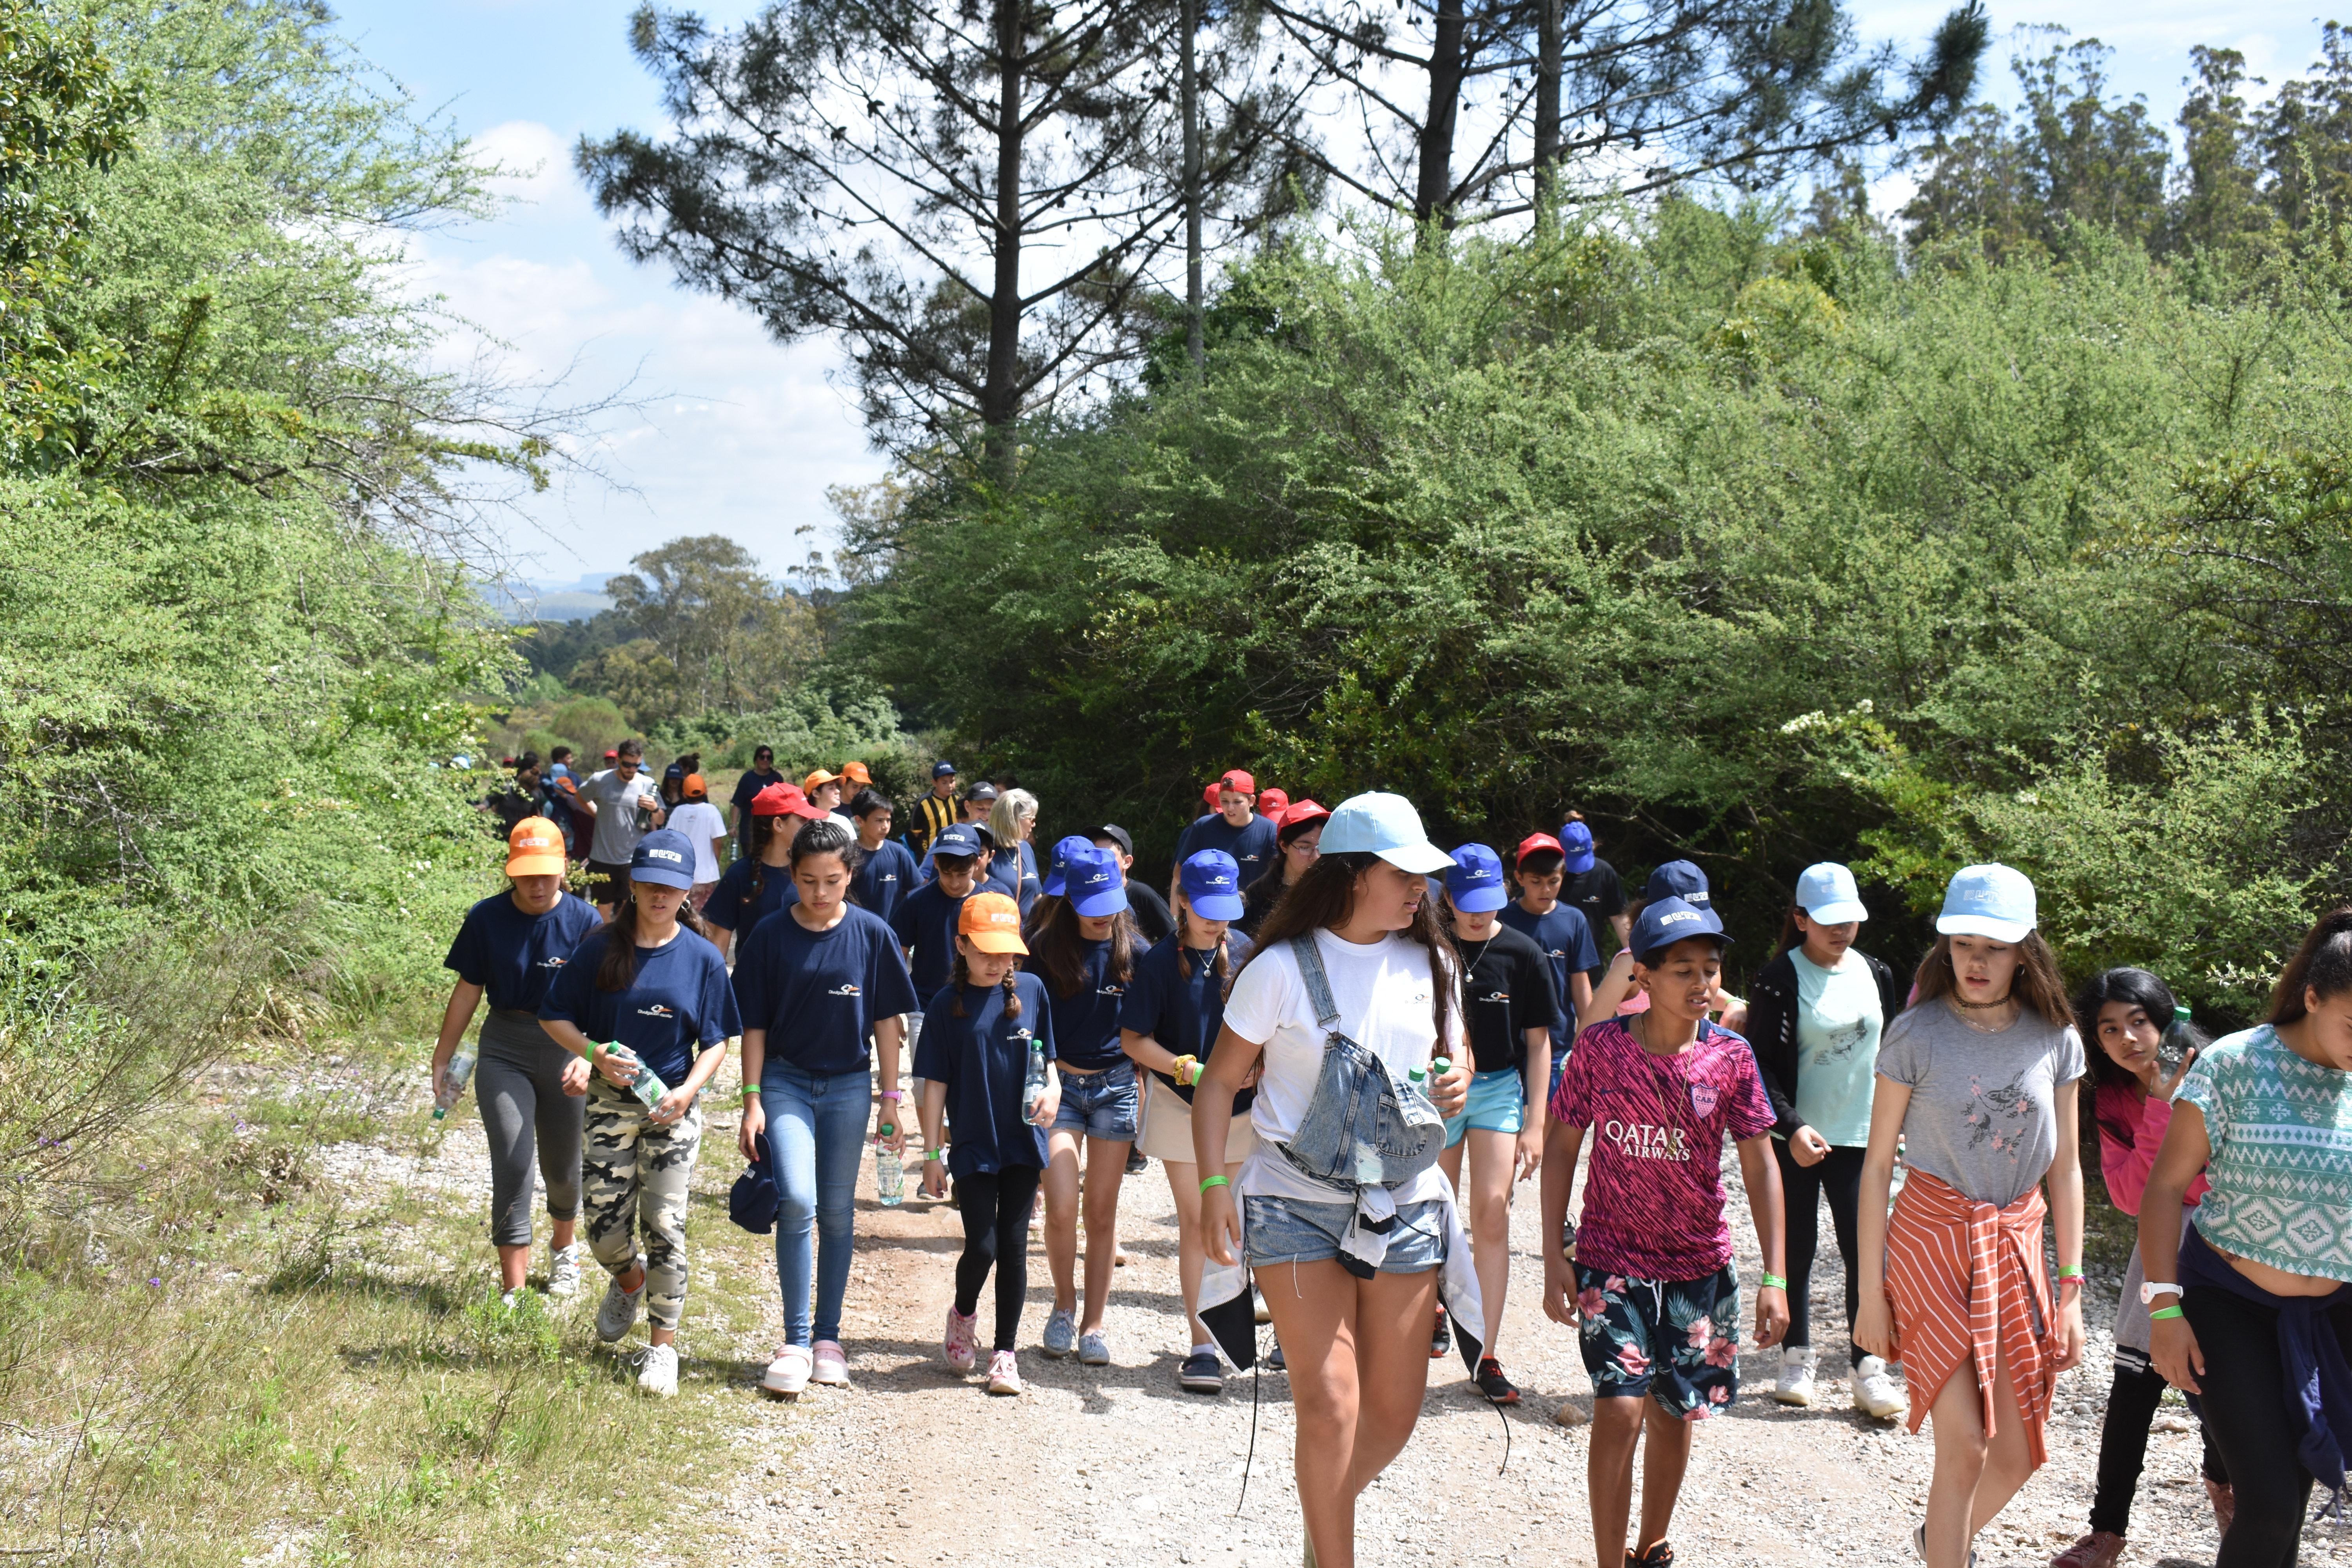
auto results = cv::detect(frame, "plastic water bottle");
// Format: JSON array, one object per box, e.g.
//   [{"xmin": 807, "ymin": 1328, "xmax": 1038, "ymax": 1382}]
[
  {"xmin": 2158, "ymin": 1004, "xmax": 2204, "ymax": 1077},
  {"xmin": 432, "ymin": 1044, "xmax": 476, "ymax": 1120},
  {"xmin": 876, "ymin": 1125, "xmax": 905, "ymax": 1206},
  {"xmin": 1022, "ymin": 1039, "xmax": 1050, "ymax": 1122},
  {"xmin": 606, "ymin": 1047, "xmax": 668, "ymax": 1109}
]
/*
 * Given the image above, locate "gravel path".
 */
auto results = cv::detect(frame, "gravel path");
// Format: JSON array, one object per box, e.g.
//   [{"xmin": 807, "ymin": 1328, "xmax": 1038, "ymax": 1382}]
[{"xmin": 694, "ymin": 1116, "xmax": 2330, "ymax": 1568}]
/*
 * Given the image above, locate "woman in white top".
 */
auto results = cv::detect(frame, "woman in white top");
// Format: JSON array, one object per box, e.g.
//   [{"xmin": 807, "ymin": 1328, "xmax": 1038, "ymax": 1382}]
[{"xmin": 1196, "ymin": 792, "xmax": 1473, "ymax": 1568}]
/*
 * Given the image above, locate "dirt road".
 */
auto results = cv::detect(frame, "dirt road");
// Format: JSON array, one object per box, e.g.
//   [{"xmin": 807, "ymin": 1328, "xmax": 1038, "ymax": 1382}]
[{"xmin": 689, "ymin": 1100, "xmax": 2294, "ymax": 1568}]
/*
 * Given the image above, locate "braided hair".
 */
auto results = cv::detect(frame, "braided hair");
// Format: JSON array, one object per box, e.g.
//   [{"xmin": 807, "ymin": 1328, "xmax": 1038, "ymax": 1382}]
[{"xmin": 947, "ymin": 949, "xmax": 1023, "ymax": 1020}]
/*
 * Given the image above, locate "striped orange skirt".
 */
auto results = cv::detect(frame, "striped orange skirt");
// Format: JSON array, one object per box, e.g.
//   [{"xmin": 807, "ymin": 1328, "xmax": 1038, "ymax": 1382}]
[{"xmin": 1883, "ymin": 1168, "xmax": 2056, "ymax": 1468}]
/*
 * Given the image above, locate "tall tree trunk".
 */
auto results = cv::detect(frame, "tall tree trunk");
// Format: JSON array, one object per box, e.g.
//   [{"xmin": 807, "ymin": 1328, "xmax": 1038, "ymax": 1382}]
[
  {"xmin": 1181, "ymin": 0, "xmax": 1203, "ymax": 377},
  {"xmin": 985, "ymin": 0, "xmax": 1025, "ymax": 481},
  {"xmin": 1533, "ymin": 0, "xmax": 1563, "ymax": 232},
  {"xmin": 1415, "ymin": 0, "xmax": 1467, "ymax": 227}
]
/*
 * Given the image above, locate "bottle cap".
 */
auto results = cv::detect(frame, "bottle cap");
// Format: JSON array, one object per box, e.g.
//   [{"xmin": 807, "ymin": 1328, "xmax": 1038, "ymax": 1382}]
[
  {"xmin": 1408, "ymin": 1067, "xmax": 1426, "ymax": 1083},
  {"xmin": 2174, "ymin": 1004, "xmax": 2192, "ymax": 1020}
]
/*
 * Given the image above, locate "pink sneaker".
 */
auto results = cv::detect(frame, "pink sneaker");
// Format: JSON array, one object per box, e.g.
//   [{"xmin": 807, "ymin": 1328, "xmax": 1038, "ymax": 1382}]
[
  {"xmin": 810, "ymin": 1339, "xmax": 851, "ymax": 1387},
  {"xmin": 944, "ymin": 1307, "xmax": 978, "ymax": 1373},
  {"xmin": 986, "ymin": 1349, "xmax": 1023, "ymax": 1395}
]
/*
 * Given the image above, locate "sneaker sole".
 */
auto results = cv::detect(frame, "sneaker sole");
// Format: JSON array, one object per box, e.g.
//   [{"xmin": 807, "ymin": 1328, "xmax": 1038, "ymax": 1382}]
[
  {"xmin": 1179, "ymin": 1377, "xmax": 1223, "ymax": 1394},
  {"xmin": 986, "ymin": 1382, "xmax": 1022, "ymax": 1396},
  {"xmin": 1773, "ymin": 1387, "xmax": 1813, "ymax": 1406}
]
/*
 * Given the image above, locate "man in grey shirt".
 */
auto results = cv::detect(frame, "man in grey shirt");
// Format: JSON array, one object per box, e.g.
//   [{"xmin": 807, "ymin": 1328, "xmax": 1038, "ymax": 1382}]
[{"xmin": 576, "ymin": 740, "xmax": 665, "ymax": 916}]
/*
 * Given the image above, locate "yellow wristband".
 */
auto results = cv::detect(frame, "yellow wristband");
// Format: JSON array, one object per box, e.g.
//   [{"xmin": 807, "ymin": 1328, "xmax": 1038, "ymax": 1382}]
[{"xmin": 1172, "ymin": 1055, "xmax": 1198, "ymax": 1087}]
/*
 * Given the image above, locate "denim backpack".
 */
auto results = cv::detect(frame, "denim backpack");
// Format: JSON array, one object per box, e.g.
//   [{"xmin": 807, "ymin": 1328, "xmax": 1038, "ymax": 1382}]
[{"xmin": 1272, "ymin": 933, "xmax": 1445, "ymax": 1192}]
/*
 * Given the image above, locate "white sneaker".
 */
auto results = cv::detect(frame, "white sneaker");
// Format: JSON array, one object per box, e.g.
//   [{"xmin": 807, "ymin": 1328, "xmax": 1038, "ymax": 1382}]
[
  {"xmin": 499, "ymin": 1287, "xmax": 523, "ymax": 1310},
  {"xmin": 944, "ymin": 1307, "xmax": 978, "ymax": 1373},
  {"xmin": 811, "ymin": 1339, "xmax": 851, "ymax": 1387},
  {"xmin": 761, "ymin": 1344, "xmax": 813, "ymax": 1398},
  {"xmin": 637, "ymin": 1343, "xmax": 678, "ymax": 1398},
  {"xmin": 595, "ymin": 1278, "xmax": 643, "ymax": 1343},
  {"xmin": 985, "ymin": 1349, "xmax": 1023, "ymax": 1395},
  {"xmin": 1774, "ymin": 1346, "xmax": 1816, "ymax": 1406},
  {"xmin": 1855, "ymin": 1354, "xmax": 1909, "ymax": 1420},
  {"xmin": 545, "ymin": 1243, "xmax": 583, "ymax": 1298}
]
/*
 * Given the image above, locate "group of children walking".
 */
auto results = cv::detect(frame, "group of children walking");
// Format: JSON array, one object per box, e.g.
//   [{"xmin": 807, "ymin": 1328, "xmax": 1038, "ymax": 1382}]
[{"xmin": 431, "ymin": 766, "xmax": 2352, "ymax": 1568}]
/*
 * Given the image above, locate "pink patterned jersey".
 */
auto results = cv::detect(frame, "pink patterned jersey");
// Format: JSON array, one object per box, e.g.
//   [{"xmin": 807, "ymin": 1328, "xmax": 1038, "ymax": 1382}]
[{"xmin": 1552, "ymin": 1017, "xmax": 1776, "ymax": 1281}]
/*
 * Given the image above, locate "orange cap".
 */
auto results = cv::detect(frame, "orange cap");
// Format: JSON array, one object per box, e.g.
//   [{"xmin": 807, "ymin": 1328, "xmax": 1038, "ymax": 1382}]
[
  {"xmin": 505, "ymin": 816, "xmax": 568, "ymax": 877},
  {"xmin": 682, "ymin": 773, "xmax": 708, "ymax": 801},
  {"xmin": 840, "ymin": 760, "xmax": 872, "ymax": 786},
  {"xmin": 803, "ymin": 768, "xmax": 840, "ymax": 793},
  {"xmin": 958, "ymin": 891, "xmax": 1028, "ymax": 955}
]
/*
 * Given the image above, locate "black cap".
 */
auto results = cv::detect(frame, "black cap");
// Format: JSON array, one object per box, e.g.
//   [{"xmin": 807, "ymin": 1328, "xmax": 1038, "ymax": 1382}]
[{"xmin": 1094, "ymin": 824, "xmax": 1133, "ymax": 857}]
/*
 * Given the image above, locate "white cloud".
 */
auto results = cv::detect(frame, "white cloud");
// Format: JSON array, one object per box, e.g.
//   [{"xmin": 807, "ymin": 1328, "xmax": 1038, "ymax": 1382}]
[{"xmin": 471, "ymin": 120, "xmax": 590, "ymax": 218}]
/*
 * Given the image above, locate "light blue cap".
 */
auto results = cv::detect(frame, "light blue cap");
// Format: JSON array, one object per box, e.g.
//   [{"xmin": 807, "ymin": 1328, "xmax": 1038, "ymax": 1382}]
[
  {"xmin": 1937, "ymin": 863, "xmax": 2036, "ymax": 943},
  {"xmin": 1317, "ymin": 792, "xmax": 1455, "ymax": 875},
  {"xmin": 1794, "ymin": 862, "xmax": 1869, "ymax": 925}
]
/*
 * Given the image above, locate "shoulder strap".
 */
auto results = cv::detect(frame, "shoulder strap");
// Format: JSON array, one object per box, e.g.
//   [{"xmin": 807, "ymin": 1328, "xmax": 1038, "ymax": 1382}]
[{"xmin": 1288, "ymin": 933, "xmax": 1343, "ymax": 1032}]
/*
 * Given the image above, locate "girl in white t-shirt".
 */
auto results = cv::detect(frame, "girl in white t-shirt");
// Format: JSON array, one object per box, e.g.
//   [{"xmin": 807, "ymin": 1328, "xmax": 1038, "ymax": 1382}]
[{"xmin": 1194, "ymin": 792, "xmax": 1472, "ymax": 1568}]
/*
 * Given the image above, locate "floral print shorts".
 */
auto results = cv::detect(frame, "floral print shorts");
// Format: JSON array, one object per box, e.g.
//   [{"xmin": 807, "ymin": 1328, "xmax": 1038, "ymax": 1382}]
[{"xmin": 1573, "ymin": 1261, "xmax": 1742, "ymax": 1418}]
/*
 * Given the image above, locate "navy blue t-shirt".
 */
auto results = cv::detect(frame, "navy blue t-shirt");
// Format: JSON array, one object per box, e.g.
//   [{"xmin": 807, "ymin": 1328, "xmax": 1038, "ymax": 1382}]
[
  {"xmin": 915, "ymin": 974, "xmax": 1054, "ymax": 1180},
  {"xmin": 1496, "ymin": 900, "xmax": 1597, "ymax": 1053},
  {"xmin": 731, "ymin": 904, "xmax": 921, "ymax": 1077},
  {"xmin": 982, "ymin": 842, "xmax": 1041, "ymax": 916},
  {"xmin": 1120, "ymin": 933, "xmax": 1256, "ymax": 1110},
  {"xmin": 1177, "ymin": 812, "xmax": 1279, "ymax": 888},
  {"xmin": 443, "ymin": 891, "xmax": 603, "ymax": 1013},
  {"xmin": 704, "ymin": 855, "xmax": 798, "ymax": 933},
  {"xmin": 731, "ymin": 768, "xmax": 785, "ymax": 812},
  {"xmin": 1043, "ymin": 936, "xmax": 1130, "ymax": 1071},
  {"xmin": 538, "ymin": 927, "xmax": 740, "ymax": 1088},
  {"xmin": 889, "ymin": 880, "xmax": 968, "ymax": 998},
  {"xmin": 853, "ymin": 838, "xmax": 920, "ymax": 926}
]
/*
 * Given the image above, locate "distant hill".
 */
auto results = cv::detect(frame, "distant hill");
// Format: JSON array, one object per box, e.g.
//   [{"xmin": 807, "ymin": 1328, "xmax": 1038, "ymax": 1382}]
[{"xmin": 486, "ymin": 574, "xmax": 614, "ymax": 623}]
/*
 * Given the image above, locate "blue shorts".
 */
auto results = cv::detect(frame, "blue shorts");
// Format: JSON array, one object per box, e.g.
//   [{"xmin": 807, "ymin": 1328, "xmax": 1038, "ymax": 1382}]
[
  {"xmin": 1575, "ymin": 1262, "xmax": 1742, "ymax": 1419},
  {"xmin": 1443, "ymin": 1068, "xmax": 1526, "ymax": 1146},
  {"xmin": 1051, "ymin": 1058, "xmax": 1139, "ymax": 1141},
  {"xmin": 1243, "ymin": 1194, "xmax": 1447, "ymax": 1273}
]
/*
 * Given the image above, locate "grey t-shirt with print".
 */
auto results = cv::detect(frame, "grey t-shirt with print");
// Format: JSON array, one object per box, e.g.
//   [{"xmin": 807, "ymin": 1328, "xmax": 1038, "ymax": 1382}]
[
  {"xmin": 578, "ymin": 767, "xmax": 661, "ymax": 865},
  {"xmin": 1876, "ymin": 999, "xmax": 2087, "ymax": 1208}
]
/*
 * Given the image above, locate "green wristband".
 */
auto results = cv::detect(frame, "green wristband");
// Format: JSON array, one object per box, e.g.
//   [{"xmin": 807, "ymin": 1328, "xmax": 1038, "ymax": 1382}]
[
  {"xmin": 740, "ymin": 1085, "xmax": 760, "ymax": 1100},
  {"xmin": 925, "ymin": 1149, "xmax": 944, "ymax": 1162},
  {"xmin": 2149, "ymin": 1305, "xmax": 2185, "ymax": 1321},
  {"xmin": 2057, "ymin": 1263, "xmax": 2084, "ymax": 1279},
  {"xmin": 1760, "ymin": 1274, "xmax": 1788, "ymax": 1290},
  {"xmin": 1199, "ymin": 1174, "xmax": 1230, "ymax": 1195}
]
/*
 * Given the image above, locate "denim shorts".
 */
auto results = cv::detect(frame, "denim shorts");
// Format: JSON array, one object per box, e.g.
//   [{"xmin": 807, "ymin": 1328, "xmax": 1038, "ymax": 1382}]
[
  {"xmin": 1443, "ymin": 1068, "xmax": 1526, "ymax": 1146},
  {"xmin": 1243, "ymin": 1194, "xmax": 1447, "ymax": 1273},
  {"xmin": 1575, "ymin": 1261, "xmax": 1742, "ymax": 1418},
  {"xmin": 1051, "ymin": 1058, "xmax": 1139, "ymax": 1141}
]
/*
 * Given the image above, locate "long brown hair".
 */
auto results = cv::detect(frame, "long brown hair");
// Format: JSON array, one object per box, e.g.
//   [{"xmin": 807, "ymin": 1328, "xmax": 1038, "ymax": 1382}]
[
  {"xmin": 595, "ymin": 888, "xmax": 715, "ymax": 993},
  {"xmin": 1028, "ymin": 897, "xmax": 1138, "ymax": 997},
  {"xmin": 1910, "ymin": 930, "xmax": 2071, "ymax": 1026},
  {"xmin": 1239, "ymin": 851, "xmax": 1457, "ymax": 1047},
  {"xmin": 2269, "ymin": 908, "xmax": 2352, "ymax": 1024},
  {"xmin": 1175, "ymin": 893, "xmax": 1234, "ymax": 993},
  {"xmin": 947, "ymin": 948, "xmax": 1023, "ymax": 1021}
]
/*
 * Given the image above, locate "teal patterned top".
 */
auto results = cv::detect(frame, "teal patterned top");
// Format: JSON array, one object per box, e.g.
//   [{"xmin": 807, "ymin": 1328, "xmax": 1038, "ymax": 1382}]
[{"xmin": 2178, "ymin": 1024, "xmax": 2352, "ymax": 1281}]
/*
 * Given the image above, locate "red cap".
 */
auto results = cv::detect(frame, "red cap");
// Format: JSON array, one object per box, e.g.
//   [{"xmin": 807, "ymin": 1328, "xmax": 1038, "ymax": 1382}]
[
  {"xmin": 1515, "ymin": 832, "xmax": 1564, "ymax": 866},
  {"xmin": 1257, "ymin": 787, "xmax": 1290, "ymax": 817},
  {"xmin": 1278, "ymin": 798, "xmax": 1330, "ymax": 835},
  {"xmin": 603, "ymin": 749, "xmax": 619, "ymax": 760},
  {"xmin": 752, "ymin": 782, "xmax": 828, "ymax": 820},
  {"xmin": 1202, "ymin": 782, "xmax": 1221, "ymax": 810},
  {"xmin": 1216, "ymin": 769, "xmax": 1256, "ymax": 797}
]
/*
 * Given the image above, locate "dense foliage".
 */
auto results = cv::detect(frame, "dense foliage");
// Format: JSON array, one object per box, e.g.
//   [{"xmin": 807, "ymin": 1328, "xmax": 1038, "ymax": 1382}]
[{"xmin": 843, "ymin": 191, "xmax": 2352, "ymax": 1014}]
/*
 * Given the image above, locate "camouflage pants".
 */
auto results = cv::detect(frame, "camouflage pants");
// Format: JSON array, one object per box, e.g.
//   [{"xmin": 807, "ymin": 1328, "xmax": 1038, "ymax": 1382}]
[{"xmin": 581, "ymin": 1077, "xmax": 704, "ymax": 1332}]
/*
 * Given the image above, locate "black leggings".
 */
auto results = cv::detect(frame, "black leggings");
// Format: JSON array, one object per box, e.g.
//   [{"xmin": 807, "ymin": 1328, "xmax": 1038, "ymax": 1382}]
[
  {"xmin": 1775, "ymin": 1138, "xmax": 1865, "ymax": 1366},
  {"xmin": 2088, "ymin": 1347, "xmax": 2227, "ymax": 1537},
  {"xmin": 2185, "ymin": 1283, "xmax": 2352, "ymax": 1568},
  {"xmin": 955, "ymin": 1165, "xmax": 1043, "ymax": 1353}
]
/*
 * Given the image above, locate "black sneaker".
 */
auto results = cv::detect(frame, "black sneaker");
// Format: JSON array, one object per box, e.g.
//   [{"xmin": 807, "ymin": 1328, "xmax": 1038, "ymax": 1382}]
[
  {"xmin": 1475, "ymin": 1356, "xmax": 1520, "ymax": 1405},
  {"xmin": 1430, "ymin": 1308, "xmax": 1451, "ymax": 1360},
  {"xmin": 1178, "ymin": 1349, "xmax": 1223, "ymax": 1394},
  {"xmin": 1265, "ymin": 1339, "xmax": 1286, "ymax": 1372},
  {"xmin": 1634, "ymin": 1543, "xmax": 1674, "ymax": 1568},
  {"xmin": 1124, "ymin": 1146, "xmax": 1148, "ymax": 1175}
]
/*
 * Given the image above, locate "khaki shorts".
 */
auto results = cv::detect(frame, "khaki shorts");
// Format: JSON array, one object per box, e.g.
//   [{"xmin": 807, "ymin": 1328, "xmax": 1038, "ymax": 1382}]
[{"xmin": 1137, "ymin": 1072, "xmax": 1256, "ymax": 1166}]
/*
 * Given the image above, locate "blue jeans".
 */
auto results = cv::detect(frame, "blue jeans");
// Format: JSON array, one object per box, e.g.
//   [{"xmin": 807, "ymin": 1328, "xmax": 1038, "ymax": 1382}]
[{"xmin": 761, "ymin": 1064, "xmax": 870, "ymax": 1347}]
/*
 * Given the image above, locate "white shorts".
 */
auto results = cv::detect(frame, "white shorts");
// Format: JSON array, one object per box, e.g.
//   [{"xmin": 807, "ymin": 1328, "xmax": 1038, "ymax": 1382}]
[{"xmin": 1138, "ymin": 1072, "xmax": 1256, "ymax": 1166}]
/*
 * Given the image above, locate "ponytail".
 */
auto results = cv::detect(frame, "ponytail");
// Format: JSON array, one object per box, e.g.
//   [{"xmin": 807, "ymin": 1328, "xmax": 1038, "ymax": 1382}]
[{"xmin": 2269, "ymin": 908, "xmax": 2352, "ymax": 1025}]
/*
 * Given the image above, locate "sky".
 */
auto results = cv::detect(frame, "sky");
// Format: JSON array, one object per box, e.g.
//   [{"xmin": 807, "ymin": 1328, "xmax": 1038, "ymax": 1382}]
[{"xmin": 334, "ymin": 0, "xmax": 2348, "ymax": 590}]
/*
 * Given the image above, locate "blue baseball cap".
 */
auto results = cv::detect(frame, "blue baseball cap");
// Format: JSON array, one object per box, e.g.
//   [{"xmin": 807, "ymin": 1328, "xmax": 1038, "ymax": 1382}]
[
  {"xmin": 1063, "ymin": 844, "xmax": 1130, "ymax": 918},
  {"xmin": 1445, "ymin": 844, "xmax": 1510, "ymax": 913},
  {"xmin": 1643, "ymin": 859, "xmax": 1710, "ymax": 909},
  {"xmin": 629, "ymin": 828, "xmax": 697, "ymax": 891},
  {"xmin": 1630, "ymin": 895, "xmax": 1729, "ymax": 964},
  {"xmin": 1318, "ymin": 791, "xmax": 1454, "ymax": 875},
  {"xmin": 932, "ymin": 760, "xmax": 958, "ymax": 778},
  {"xmin": 1559, "ymin": 820, "xmax": 1597, "ymax": 874},
  {"xmin": 1180, "ymin": 850, "xmax": 1245, "ymax": 921},
  {"xmin": 1040, "ymin": 834, "xmax": 1097, "ymax": 897},
  {"xmin": 931, "ymin": 823, "xmax": 984, "ymax": 859},
  {"xmin": 1937, "ymin": 863, "xmax": 2036, "ymax": 943},
  {"xmin": 1795, "ymin": 862, "xmax": 1869, "ymax": 925}
]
